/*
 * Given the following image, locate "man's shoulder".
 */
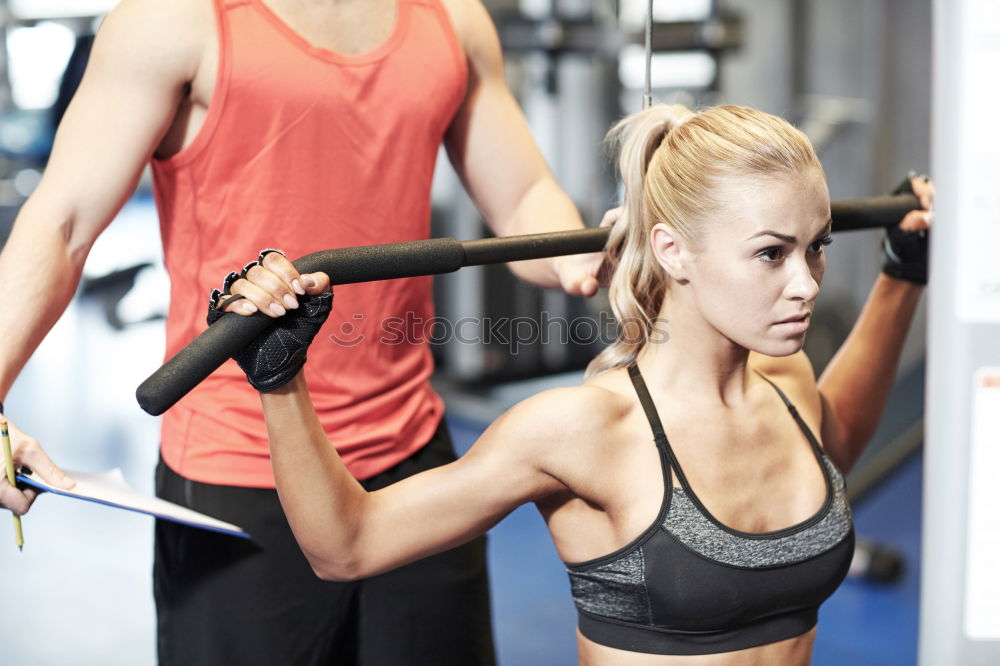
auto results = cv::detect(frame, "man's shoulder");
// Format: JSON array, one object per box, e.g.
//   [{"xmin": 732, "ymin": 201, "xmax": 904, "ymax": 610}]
[
  {"xmin": 437, "ymin": 0, "xmax": 496, "ymax": 57},
  {"xmin": 103, "ymin": 0, "xmax": 212, "ymax": 53},
  {"xmin": 108, "ymin": 0, "xmax": 212, "ymax": 26},
  {"xmin": 95, "ymin": 0, "xmax": 212, "ymax": 83}
]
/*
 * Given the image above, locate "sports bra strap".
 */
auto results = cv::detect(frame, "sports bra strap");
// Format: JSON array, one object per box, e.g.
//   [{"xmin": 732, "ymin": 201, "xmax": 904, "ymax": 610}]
[
  {"xmin": 628, "ymin": 365, "xmax": 823, "ymax": 455},
  {"xmin": 628, "ymin": 364, "xmax": 669, "ymax": 448},
  {"xmin": 753, "ymin": 371, "xmax": 825, "ymax": 455},
  {"xmin": 753, "ymin": 370, "xmax": 797, "ymax": 410}
]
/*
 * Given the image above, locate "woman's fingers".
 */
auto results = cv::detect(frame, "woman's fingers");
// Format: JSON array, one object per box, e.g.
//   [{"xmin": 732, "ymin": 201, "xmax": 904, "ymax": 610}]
[
  {"xmin": 221, "ymin": 270, "xmax": 332, "ymax": 318},
  {"xmin": 228, "ymin": 277, "xmax": 289, "ymax": 318},
  {"xmin": 910, "ymin": 176, "xmax": 935, "ymax": 211},
  {"xmin": 224, "ymin": 252, "xmax": 303, "ymax": 318},
  {"xmin": 894, "ymin": 176, "xmax": 934, "ymax": 232},
  {"xmin": 899, "ymin": 209, "xmax": 932, "ymax": 232},
  {"xmin": 216, "ymin": 246, "xmax": 332, "ymax": 321},
  {"xmin": 224, "ymin": 255, "xmax": 302, "ymax": 317},
  {"xmin": 298, "ymin": 272, "xmax": 331, "ymax": 295},
  {"xmin": 260, "ymin": 251, "xmax": 306, "ymax": 297}
]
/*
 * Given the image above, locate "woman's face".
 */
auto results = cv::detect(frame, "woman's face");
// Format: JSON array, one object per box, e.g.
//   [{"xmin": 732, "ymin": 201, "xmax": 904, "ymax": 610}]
[{"xmin": 683, "ymin": 168, "xmax": 832, "ymax": 357}]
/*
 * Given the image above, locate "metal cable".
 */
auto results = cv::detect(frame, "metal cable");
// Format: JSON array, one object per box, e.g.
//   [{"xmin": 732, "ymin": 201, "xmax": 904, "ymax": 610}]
[{"xmin": 643, "ymin": 0, "xmax": 653, "ymax": 108}]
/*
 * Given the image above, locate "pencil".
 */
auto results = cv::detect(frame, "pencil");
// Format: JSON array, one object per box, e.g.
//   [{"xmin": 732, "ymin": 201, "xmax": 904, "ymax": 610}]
[{"xmin": 1, "ymin": 418, "xmax": 23, "ymax": 551}]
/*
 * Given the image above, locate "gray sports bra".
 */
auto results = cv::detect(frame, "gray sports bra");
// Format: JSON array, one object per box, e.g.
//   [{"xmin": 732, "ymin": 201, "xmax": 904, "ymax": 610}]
[{"xmin": 565, "ymin": 365, "xmax": 854, "ymax": 655}]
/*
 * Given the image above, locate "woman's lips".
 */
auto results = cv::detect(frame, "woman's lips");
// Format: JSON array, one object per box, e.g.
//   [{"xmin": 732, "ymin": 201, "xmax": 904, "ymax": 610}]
[{"xmin": 775, "ymin": 313, "xmax": 810, "ymax": 334}]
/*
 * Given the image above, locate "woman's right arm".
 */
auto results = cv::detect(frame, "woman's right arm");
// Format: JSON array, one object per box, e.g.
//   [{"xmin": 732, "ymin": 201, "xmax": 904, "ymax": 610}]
[
  {"xmin": 220, "ymin": 253, "xmax": 603, "ymax": 581},
  {"xmin": 262, "ymin": 373, "xmax": 574, "ymax": 580}
]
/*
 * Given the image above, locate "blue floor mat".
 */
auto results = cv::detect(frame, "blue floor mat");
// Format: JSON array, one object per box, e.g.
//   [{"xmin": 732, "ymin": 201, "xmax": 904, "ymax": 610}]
[{"xmin": 814, "ymin": 451, "xmax": 922, "ymax": 665}]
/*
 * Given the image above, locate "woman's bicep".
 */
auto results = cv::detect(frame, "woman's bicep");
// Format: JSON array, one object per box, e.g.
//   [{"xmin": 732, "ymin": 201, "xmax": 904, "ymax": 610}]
[{"xmin": 350, "ymin": 404, "xmax": 565, "ymax": 577}]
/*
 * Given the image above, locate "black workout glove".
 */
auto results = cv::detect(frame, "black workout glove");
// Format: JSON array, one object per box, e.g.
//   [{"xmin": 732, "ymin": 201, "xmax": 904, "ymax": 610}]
[
  {"xmin": 881, "ymin": 173, "xmax": 929, "ymax": 285},
  {"xmin": 207, "ymin": 254, "xmax": 333, "ymax": 392}
]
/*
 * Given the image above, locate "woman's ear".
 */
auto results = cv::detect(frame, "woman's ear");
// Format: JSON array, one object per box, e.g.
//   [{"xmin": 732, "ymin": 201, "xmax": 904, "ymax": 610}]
[{"xmin": 650, "ymin": 223, "xmax": 691, "ymax": 283}]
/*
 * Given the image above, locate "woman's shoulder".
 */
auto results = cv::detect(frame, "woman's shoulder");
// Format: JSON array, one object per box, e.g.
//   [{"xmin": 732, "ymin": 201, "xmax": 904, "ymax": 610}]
[
  {"xmin": 487, "ymin": 367, "xmax": 638, "ymax": 454},
  {"xmin": 478, "ymin": 368, "xmax": 644, "ymax": 496},
  {"xmin": 513, "ymin": 371, "xmax": 634, "ymax": 430},
  {"xmin": 748, "ymin": 350, "xmax": 823, "ymax": 424}
]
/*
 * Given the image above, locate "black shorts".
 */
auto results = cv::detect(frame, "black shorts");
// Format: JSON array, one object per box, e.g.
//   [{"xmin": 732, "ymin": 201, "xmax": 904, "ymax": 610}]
[{"xmin": 154, "ymin": 419, "xmax": 495, "ymax": 665}]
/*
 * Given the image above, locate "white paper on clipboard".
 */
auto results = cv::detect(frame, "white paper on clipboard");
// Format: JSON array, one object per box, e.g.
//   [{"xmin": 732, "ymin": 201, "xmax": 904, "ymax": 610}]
[{"xmin": 16, "ymin": 467, "xmax": 250, "ymax": 539}]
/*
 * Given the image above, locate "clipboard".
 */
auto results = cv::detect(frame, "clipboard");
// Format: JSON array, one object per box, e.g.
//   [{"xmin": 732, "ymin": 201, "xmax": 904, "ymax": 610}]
[{"xmin": 16, "ymin": 467, "xmax": 250, "ymax": 539}]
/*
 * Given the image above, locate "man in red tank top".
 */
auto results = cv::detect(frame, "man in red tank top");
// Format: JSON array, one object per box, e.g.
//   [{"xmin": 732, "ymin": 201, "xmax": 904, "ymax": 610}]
[{"xmin": 0, "ymin": 0, "xmax": 607, "ymax": 663}]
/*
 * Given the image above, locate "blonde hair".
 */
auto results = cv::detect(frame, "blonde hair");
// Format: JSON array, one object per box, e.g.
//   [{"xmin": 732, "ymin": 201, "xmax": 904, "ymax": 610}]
[{"xmin": 587, "ymin": 104, "xmax": 824, "ymax": 376}]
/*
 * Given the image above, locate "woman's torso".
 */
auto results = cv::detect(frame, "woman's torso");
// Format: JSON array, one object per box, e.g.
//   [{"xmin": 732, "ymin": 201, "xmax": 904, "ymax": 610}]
[{"xmin": 538, "ymin": 359, "xmax": 853, "ymax": 664}]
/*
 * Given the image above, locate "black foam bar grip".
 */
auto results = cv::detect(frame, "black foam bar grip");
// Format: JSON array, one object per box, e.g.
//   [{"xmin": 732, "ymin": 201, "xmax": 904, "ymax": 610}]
[
  {"xmin": 136, "ymin": 192, "xmax": 921, "ymax": 416},
  {"xmin": 299, "ymin": 237, "xmax": 467, "ymax": 285},
  {"xmin": 830, "ymin": 193, "xmax": 920, "ymax": 232},
  {"xmin": 137, "ymin": 239, "xmax": 467, "ymax": 415},
  {"xmin": 462, "ymin": 227, "xmax": 611, "ymax": 265}
]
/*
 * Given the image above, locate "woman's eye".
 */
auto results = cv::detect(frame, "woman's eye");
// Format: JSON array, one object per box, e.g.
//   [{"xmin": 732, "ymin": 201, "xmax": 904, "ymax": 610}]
[
  {"xmin": 809, "ymin": 235, "xmax": 834, "ymax": 254},
  {"xmin": 757, "ymin": 247, "xmax": 784, "ymax": 262}
]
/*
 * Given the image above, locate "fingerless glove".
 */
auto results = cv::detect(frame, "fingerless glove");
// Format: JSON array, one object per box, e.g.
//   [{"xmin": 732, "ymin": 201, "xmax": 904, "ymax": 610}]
[
  {"xmin": 207, "ymin": 258, "xmax": 333, "ymax": 392},
  {"xmin": 881, "ymin": 174, "xmax": 929, "ymax": 285}
]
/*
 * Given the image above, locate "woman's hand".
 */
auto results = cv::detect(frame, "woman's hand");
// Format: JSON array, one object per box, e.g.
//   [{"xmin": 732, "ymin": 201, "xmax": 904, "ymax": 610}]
[
  {"xmin": 899, "ymin": 174, "xmax": 934, "ymax": 231},
  {"xmin": 208, "ymin": 250, "xmax": 333, "ymax": 392},
  {"xmin": 214, "ymin": 249, "xmax": 330, "ymax": 317},
  {"xmin": 0, "ymin": 417, "xmax": 75, "ymax": 515},
  {"xmin": 882, "ymin": 174, "xmax": 934, "ymax": 285}
]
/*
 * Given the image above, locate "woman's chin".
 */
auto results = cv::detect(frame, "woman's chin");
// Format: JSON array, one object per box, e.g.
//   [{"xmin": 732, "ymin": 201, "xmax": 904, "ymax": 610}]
[{"xmin": 751, "ymin": 336, "xmax": 807, "ymax": 358}]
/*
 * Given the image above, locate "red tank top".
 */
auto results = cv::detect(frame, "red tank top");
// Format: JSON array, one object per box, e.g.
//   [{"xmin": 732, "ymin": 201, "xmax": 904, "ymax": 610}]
[{"xmin": 151, "ymin": 0, "xmax": 467, "ymax": 486}]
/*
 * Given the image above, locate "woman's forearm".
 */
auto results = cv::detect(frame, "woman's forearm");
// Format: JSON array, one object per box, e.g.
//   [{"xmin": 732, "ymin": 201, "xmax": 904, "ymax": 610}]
[
  {"xmin": 261, "ymin": 373, "xmax": 370, "ymax": 580},
  {"xmin": 818, "ymin": 274, "xmax": 924, "ymax": 470}
]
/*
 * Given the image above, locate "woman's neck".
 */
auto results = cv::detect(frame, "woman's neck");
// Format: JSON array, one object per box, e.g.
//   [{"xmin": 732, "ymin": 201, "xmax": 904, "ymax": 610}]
[{"xmin": 636, "ymin": 297, "xmax": 753, "ymax": 407}]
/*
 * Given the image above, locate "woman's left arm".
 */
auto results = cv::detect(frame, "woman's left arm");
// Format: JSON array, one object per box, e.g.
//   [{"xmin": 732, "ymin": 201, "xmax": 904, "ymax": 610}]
[
  {"xmin": 817, "ymin": 276, "xmax": 923, "ymax": 472},
  {"xmin": 818, "ymin": 175, "xmax": 934, "ymax": 472}
]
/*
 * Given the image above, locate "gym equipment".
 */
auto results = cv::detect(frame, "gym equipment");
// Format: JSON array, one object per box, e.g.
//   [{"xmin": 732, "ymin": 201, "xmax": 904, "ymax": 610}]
[{"xmin": 136, "ymin": 191, "xmax": 919, "ymax": 416}]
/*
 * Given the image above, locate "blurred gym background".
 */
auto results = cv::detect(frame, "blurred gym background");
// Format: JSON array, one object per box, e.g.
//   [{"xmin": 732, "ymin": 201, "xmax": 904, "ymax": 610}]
[{"xmin": 0, "ymin": 0, "xmax": 929, "ymax": 663}]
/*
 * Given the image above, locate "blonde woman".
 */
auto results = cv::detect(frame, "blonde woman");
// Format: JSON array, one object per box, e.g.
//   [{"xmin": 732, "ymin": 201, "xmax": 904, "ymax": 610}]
[{"xmin": 214, "ymin": 104, "xmax": 932, "ymax": 663}]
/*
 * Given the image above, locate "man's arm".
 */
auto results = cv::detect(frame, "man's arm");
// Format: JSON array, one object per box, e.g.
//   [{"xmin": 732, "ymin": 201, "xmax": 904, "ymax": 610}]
[
  {"xmin": 0, "ymin": 0, "xmax": 203, "ymax": 509},
  {"xmin": 442, "ymin": 0, "xmax": 601, "ymax": 296}
]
